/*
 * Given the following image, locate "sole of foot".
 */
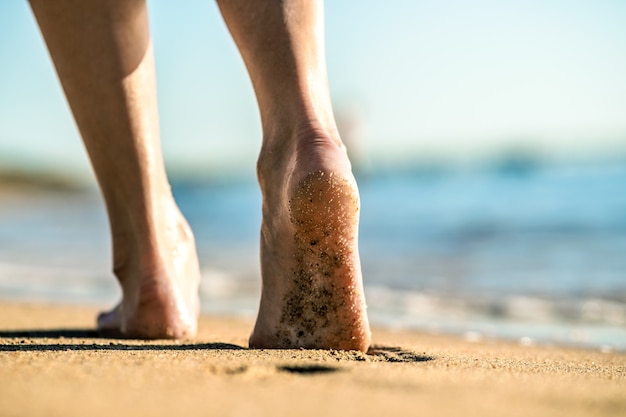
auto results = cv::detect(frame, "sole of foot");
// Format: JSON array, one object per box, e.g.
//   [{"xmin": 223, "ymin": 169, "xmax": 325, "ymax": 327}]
[{"xmin": 250, "ymin": 156, "xmax": 371, "ymax": 352}]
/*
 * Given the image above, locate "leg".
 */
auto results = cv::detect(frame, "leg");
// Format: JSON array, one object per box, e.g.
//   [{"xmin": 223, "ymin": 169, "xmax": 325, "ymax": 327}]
[
  {"xmin": 29, "ymin": 0, "xmax": 200, "ymax": 338},
  {"xmin": 218, "ymin": 0, "xmax": 371, "ymax": 351}
]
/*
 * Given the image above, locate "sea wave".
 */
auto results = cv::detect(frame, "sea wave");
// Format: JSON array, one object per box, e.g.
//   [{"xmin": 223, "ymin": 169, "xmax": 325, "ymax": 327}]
[
  {"xmin": 1, "ymin": 160, "xmax": 625, "ymax": 351},
  {"xmin": 1, "ymin": 260, "xmax": 623, "ymax": 351}
]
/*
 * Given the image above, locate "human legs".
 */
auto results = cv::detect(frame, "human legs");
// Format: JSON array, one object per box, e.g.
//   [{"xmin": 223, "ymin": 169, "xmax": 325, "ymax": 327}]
[
  {"xmin": 218, "ymin": 0, "xmax": 371, "ymax": 351},
  {"xmin": 29, "ymin": 0, "xmax": 200, "ymax": 338}
]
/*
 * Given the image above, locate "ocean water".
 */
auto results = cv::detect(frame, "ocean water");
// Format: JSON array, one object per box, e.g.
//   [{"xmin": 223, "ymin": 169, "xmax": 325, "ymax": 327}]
[{"xmin": 1, "ymin": 160, "xmax": 625, "ymax": 351}]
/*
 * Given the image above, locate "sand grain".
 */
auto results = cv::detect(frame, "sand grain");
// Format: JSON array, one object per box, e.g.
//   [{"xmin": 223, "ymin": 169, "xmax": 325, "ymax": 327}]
[{"xmin": 0, "ymin": 302, "xmax": 624, "ymax": 417}]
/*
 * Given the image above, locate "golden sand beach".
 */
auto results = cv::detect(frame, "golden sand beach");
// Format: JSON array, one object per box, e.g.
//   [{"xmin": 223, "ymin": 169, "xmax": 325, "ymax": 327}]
[{"xmin": 0, "ymin": 301, "xmax": 624, "ymax": 417}]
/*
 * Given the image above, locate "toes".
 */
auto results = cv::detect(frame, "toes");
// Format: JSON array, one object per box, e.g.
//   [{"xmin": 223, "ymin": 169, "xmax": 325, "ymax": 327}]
[
  {"xmin": 96, "ymin": 299, "xmax": 198, "ymax": 339},
  {"xmin": 96, "ymin": 304, "xmax": 122, "ymax": 331}
]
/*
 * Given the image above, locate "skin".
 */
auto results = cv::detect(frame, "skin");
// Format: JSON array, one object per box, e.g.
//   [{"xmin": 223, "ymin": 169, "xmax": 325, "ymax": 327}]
[{"xmin": 29, "ymin": 0, "xmax": 371, "ymax": 351}]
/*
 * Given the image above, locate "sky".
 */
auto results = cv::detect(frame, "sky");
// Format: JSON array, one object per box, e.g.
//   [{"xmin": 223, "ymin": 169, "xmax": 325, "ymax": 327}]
[{"xmin": 1, "ymin": 0, "xmax": 625, "ymax": 179}]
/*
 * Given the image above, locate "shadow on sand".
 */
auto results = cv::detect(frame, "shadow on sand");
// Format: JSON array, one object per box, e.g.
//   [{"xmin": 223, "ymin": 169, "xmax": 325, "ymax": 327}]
[
  {"xmin": 0, "ymin": 329, "xmax": 434, "ymax": 364},
  {"xmin": 0, "ymin": 328, "xmax": 245, "ymax": 352}
]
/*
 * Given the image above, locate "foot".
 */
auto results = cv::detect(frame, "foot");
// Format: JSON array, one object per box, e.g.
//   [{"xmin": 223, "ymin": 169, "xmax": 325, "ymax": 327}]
[
  {"xmin": 249, "ymin": 128, "xmax": 371, "ymax": 352},
  {"xmin": 97, "ymin": 201, "xmax": 200, "ymax": 339}
]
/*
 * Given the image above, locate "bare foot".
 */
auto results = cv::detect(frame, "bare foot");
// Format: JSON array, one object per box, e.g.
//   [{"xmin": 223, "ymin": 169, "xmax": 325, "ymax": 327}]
[
  {"xmin": 97, "ymin": 202, "xmax": 200, "ymax": 339},
  {"xmin": 249, "ymin": 131, "xmax": 371, "ymax": 352}
]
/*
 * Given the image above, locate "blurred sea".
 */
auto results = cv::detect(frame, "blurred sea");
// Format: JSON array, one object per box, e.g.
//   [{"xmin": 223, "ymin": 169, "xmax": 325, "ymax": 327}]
[{"xmin": 1, "ymin": 159, "xmax": 625, "ymax": 351}]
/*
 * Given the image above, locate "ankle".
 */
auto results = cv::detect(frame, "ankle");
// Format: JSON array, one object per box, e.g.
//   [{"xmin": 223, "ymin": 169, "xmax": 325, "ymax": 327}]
[
  {"xmin": 102, "ymin": 205, "xmax": 200, "ymax": 339},
  {"xmin": 110, "ymin": 198, "xmax": 193, "ymax": 286},
  {"xmin": 257, "ymin": 119, "xmax": 349, "ymax": 187}
]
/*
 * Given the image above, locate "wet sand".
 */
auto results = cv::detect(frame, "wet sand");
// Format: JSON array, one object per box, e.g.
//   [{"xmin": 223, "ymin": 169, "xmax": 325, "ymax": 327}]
[{"xmin": 0, "ymin": 301, "xmax": 624, "ymax": 417}]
